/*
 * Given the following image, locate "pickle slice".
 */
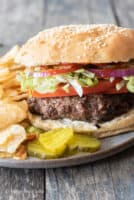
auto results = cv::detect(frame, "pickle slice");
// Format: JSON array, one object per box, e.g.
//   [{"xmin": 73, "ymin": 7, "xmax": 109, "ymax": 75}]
[
  {"xmin": 27, "ymin": 139, "xmax": 59, "ymax": 159},
  {"xmin": 39, "ymin": 128, "xmax": 73, "ymax": 156},
  {"xmin": 68, "ymin": 134, "xmax": 101, "ymax": 154}
]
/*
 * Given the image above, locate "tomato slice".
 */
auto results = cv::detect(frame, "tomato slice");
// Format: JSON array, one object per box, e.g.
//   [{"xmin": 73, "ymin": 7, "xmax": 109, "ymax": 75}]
[
  {"xmin": 32, "ymin": 79, "xmax": 126, "ymax": 98},
  {"xmin": 40, "ymin": 64, "xmax": 82, "ymax": 76}
]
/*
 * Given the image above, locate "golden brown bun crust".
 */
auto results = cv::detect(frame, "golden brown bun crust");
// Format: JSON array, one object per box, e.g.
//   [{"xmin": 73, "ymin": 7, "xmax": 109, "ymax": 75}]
[
  {"xmin": 28, "ymin": 109, "xmax": 134, "ymax": 138},
  {"xmin": 15, "ymin": 24, "xmax": 134, "ymax": 67}
]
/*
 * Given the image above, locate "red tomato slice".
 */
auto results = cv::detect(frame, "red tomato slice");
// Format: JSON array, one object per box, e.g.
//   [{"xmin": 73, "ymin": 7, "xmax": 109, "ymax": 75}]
[
  {"xmin": 40, "ymin": 64, "xmax": 82, "ymax": 76},
  {"xmin": 32, "ymin": 79, "xmax": 125, "ymax": 98}
]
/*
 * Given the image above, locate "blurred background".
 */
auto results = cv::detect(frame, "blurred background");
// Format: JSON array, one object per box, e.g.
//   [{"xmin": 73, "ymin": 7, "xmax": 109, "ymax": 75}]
[{"xmin": 0, "ymin": 0, "xmax": 133, "ymax": 54}]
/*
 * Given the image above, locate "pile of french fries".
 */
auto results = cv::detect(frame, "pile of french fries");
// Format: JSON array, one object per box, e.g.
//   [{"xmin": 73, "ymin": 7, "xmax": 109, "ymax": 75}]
[{"xmin": 0, "ymin": 45, "xmax": 27, "ymax": 101}]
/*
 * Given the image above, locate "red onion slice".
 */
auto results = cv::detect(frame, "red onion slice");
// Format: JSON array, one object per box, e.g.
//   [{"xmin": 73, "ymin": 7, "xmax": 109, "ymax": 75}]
[{"xmin": 89, "ymin": 68, "xmax": 134, "ymax": 78}]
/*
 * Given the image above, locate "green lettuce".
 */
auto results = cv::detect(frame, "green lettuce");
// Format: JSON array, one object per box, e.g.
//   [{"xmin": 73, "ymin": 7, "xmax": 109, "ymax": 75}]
[
  {"xmin": 124, "ymin": 76, "xmax": 134, "ymax": 93},
  {"xmin": 17, "ymin": 69, "xmax": 99, "ymax": 96}
]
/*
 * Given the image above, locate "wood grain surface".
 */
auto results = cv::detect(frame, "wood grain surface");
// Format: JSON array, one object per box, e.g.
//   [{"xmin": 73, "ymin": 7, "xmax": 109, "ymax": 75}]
[
  {"xmin": 0, "ymin": 0, "xmax": 134, "ymax": 200},
  {"xmin": 0, "ymin": 169, "xmax": 45, "ymax": 200}
]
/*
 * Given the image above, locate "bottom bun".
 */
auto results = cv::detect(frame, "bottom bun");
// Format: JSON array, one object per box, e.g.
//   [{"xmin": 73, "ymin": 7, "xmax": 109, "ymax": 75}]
[
  {"xmin": 28, "ymin": 108, "xmax": 134, "ymax": 138},
  {"xmin": 94, "ymin": 109, "xmax": 134, "ymax": 138}
]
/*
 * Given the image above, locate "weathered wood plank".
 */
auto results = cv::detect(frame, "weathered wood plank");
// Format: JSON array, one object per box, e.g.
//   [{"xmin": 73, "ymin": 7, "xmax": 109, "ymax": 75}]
[
  {"xmin": 108, "ymin": 147, "xmax": 134, "ymax": 200},
  {"xmin": 45, "ymin": 0, "xmax": 89, "ymax": 27},
  {"xmin": 92, "ymin": 161, "xmax": 116, "ymax": 200},
  {"xmin": 0, "ymin": 168, "xmax": 45, "ymax": 200},
  {"xmin": 0, "ymin": 0, "xmax": 45, "ymax": 46},
  {"xmin": 112, "ymin": 0, "xmax": 134, "ymax": 28},
  {"xmin": 46, "ymin": 166, "xmax": 98, "ymax": 200},
  {"xmin": 46, "ymin": 162, "xmax": 118, "ymax": 200}
]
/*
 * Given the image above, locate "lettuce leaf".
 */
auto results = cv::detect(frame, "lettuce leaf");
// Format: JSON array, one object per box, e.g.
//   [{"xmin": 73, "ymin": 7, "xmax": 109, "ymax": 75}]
[
  {"xmin": 17, "ymin": 69, "xmax": 99, "ymax": 96},
  {"xmin": 124, "ymin": 76, "xmax": 134, "ymax": 93}
]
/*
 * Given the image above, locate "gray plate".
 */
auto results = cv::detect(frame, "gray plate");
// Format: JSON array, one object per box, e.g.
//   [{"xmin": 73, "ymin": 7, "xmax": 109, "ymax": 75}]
[{"xmin": 0, "ymin": 131, "xmax": 134, "ymax": 168}]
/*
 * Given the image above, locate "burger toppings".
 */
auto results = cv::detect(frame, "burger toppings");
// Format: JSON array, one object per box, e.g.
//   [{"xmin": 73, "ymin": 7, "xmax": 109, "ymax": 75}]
[
  {"xmin": 17, "ymin": 63, "xmax": 134, "ymax": 98},
  {"xmin": 31, "ymin": 79, "xmax": 127, "ymax": 98},
  {"xmin": 17, "ymin": 67, "xmax": 98, "ymax": 97},
  {"xmin": 28, "ymin": 93, "xmax": 134, "ymax": 123}
]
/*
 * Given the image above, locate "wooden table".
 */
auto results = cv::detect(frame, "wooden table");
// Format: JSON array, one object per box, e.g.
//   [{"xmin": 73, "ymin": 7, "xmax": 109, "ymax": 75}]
[{"xmin": 0, "ymin": 0, "xmax": 134, "ymax": 199}]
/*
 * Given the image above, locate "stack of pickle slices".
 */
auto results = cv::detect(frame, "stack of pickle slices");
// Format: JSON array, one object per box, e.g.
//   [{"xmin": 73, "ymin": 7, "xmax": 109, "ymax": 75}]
[{"xmin": 26, "ymin": 127, "xmax": 101, "ymax": 159}]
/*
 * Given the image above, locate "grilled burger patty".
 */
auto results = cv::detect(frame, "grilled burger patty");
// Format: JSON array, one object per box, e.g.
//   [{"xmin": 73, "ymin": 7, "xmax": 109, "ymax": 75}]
[{"xmin": 28, "ymin": 94, "xmax": 134, "ymax": 123}]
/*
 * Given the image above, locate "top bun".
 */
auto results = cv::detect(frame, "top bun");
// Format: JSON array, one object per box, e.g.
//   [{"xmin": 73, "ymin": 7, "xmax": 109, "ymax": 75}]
[{"xmin": 15, "ymin": 24, "xmax": 134, "ymax": 67}]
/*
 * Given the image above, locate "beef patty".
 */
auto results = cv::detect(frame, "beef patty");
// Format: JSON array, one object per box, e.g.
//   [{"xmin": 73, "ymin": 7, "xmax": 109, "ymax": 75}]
[{"xmin": 28, "ymin": 94, "xmax": 134, "ymax": 123}]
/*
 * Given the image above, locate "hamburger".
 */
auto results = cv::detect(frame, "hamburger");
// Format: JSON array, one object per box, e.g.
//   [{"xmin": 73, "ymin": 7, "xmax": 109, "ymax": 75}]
[{"xmin": 15, "ymin": 24, "xmax": 134, "ymax": 138}]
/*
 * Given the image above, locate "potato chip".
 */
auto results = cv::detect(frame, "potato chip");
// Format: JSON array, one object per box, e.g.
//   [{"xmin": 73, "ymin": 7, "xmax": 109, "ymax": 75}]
[
  {"xmin": 3, "ymin": 88, "xmax": 18, "ymax": 98},
  {"xmin": 0, "ymin": 124, "xmax": 26, "ymax": 153},
  {"xmin": 0, "ymin": 75, "xmax": 12, "ymax": 82},
  {"xmin": 0, "ymin": 152, "xmax": 12, "ymax": 158},
  {"xmin": 12, "ymin": 93, "xmax": 28, "ymax": 101},
  {"xmin": 26, "ymin": 134, "xmax": 38, "ymax": 141},
  {"xmin": 0, "ymin": 46, "xmax": 29, "ymax": 159},
  {"xmin": 0, "ymin": 67, "xmax": 9, "ymax": 77},
  {"xmin": 0, "ymin": 145, "xmax": 27, "ymax": 160},
  {"xmin": 2, "ymin": 78, "xmax": 19, "ymax": 88},
  {"xmin": 13, "ymin": 144, "xmax": 27, "ymax": 160},
  {"xmin": 0, "ymin": 71, "xmax": 17, "ymax": 83},
  {"xmin": 0, "ymin": 86, "xmax": 3, "ymax": 99},
  {"xmin": 0, "ymin": 44, "xmax": 27, "ymax": 104},
  {"xmin": 19, "ymin": 120, "xmax": 30, "ymax": 128},
  {"xmin": 0, "ymin": 100, "xmax": 28, "ymax": 129},
  {"xmin": 10, "ymin": 64, "xmax": 24, "ymax": 71}
]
